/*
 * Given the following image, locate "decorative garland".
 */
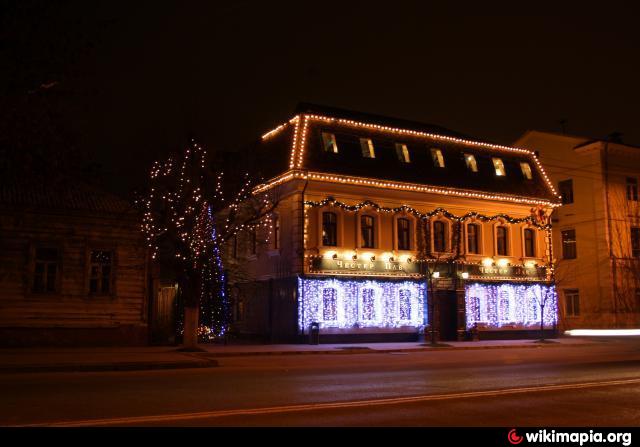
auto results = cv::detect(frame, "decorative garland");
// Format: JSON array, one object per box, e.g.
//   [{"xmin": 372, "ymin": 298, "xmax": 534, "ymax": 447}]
[{"xmin": 304, "ymin": 198, "xmax": 552, "ymax": 230}]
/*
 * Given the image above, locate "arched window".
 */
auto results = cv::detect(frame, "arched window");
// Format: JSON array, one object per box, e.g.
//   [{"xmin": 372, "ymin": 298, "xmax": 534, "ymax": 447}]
[
  {"xmin": 322, "ymin": 212, "xmax": 337, "ymax": 246},
  {"xmin": 399, "ymin": 289, "xmax": 412, "ymax": 320},
  {"xmin": 524, "ymin": 228, "xmax": 535, "ymax": 257},
  {"xmin": 361, "ymin": 215, "xmax": 375, "ymax": 248},
  {"xmin": 467, "ymin": 223, "xmax": 480, "ymax": 254},
  {"xmin": 496, "ymin": 226, "xmax": 508, "ymax": 256},
  {"xmin": 397, "ymin": 218, "xmax": 411, "ymax": 250},
  {"xmin": 433, "ymin": 221, "xmax": 446, "ymax": 252},
  {"xmin": 322, "ymin": 288, "xmax": 338, "ymax": 321},
  {"xmin": 361, "ymin": 288, "xmax": 376, "ymax": 321}
]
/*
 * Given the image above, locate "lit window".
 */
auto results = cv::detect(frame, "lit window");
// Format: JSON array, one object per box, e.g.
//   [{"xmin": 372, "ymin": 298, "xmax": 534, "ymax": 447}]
[
  {"xmin": 399, "ymin": 289, "xmax": 412, "ymax": 320},
  {"xmin": 322, "ymin": 132, "xmax": 338, "ymax": 153},
  {"xmin": 360, "ymin": 138, "xmax": 375, "ymax": 158},
  {"xmin": 520, "ymin": 162, "xmax": 533, "ymax": 180},
  {"xmin": 89, "ymin": 250, "xmax": 113, "ymax": 294},
  {"xmin": 492, "ymin": 158, "xmax": 506, "ymax": 176},
  {"xmin": 561, "ymin": 229, "xmax": 577, "ymax": 259},
  {"xmin": 33, "ymin": 247, "xmax": 59, "ymax": 293},
  {"xmin": 627, "ymin": 177, "xmax": 638, "ymax": 201},
  {"xmin": 564, "ymin": 289, "xmax": 580, "ymax": 317},
  {"xmin": 361, "ymin": 289, "xmax": 376, "ymax": 321},
  {"xmin": 395, "ymin": 143, "xmax": 410, "ymax": 163},
  {"xmin": 464, "ymin": 153, "xmax": 478, "ymax": 172},
  {"xmin": 322, "ymin": 288, "xmax": 338, "ymax": 321},
  {"xmin": 559, "ymin": 179, "xmax": 574, "ymax": 205},
  {"xmin": 431, "ymin": 148, "xmax": 445, "ymax": 168}
]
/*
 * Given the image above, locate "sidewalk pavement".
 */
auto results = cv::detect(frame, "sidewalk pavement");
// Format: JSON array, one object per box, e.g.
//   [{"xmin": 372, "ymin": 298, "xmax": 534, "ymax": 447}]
[{"xmin": 0, "ymin": 337, "xmax": 603, "ymax": 374}]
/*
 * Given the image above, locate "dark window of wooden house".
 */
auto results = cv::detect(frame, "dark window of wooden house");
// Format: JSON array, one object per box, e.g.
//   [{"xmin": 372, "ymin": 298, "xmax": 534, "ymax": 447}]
[
  {"xmin": 33, "ymin": 247, "xmax": 59, "ymax": 293},
  {"xmin": 496, "ymin": 226, "xmax": 508, "ymax": 256},
  {"xmin": 562, "ymin": 229, "xmax": 577, "ymax": 259},
  {"xmin": 397, "ymin": 218, "xmax": 411, "ymax": 250},
  {"xmin": 467, "ymin": 223, "xmax": 480, "ymax": 254},
  {"xmin": 89, "ymin": 250, "xmax": 113, "ymax": 294},
  {"xmin": 273, "ymin": 216, "xmax": 280, "ymax": 249},
  {"xmin": 361, "ymin": 215, "xmax": 375, "ymax": 248},
  {"xmin": 322, "ymin": 212, "xmax": 337, "ymax": 246},
  {"xmin": 524, "ymin": 229, "xmax": 536, "ymax": 257},
  {"xmin": 627, "ymin": 177, "xmax": 638, "ymax": 201},
  {"xmin": 433, "ymin": 221, "xmax": 446, "ymax": 252},
  {"xmin": 559, "ymin": 179, "xmax": 574, "ymax": 204},
  {"xmin": 631, "ymin": 227, "xmax": 640, "ymax": 258}
]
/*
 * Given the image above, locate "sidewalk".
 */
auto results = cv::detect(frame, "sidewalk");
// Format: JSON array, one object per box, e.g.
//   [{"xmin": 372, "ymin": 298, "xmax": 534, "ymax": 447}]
[{"xmin": 0, "ymin": 337, "xmax": 604, "ymax": 374}]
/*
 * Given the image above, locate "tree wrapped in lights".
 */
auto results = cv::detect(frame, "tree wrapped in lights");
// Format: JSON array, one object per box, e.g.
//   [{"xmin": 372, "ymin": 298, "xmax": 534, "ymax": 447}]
[{"xmin": 140, "ymin": 138, "xmax": 277, "ymax": 348}]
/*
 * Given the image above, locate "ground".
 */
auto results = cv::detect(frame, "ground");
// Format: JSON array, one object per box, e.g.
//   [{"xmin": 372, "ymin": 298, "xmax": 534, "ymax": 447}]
[{"xmin": 1, "ymin": 337, "xmax": 639, "ymax": 427}]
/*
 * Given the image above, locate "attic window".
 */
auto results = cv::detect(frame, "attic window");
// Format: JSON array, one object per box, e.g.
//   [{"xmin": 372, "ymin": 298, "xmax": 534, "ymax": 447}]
[
  {"xmin": 464, "ymin": 153, "xmax": 478, "ymax": 172},
  {"xmin": 492, "ymin": 158, "xmax": 506, "ymax": 176},
  {"xmin": 322, "ymin": 132, "xmax": 338, "ymax": 153},
  {"xmin": 395, "ymin": 143, "xmax": 410, "ymax": 163},
  {"xmin": 520, "ymin": 162, "xmax": 533, "ymax": 180},
  {"xmin": 431, "ymin": 148, "xmax": 445, "ymax": 168},
  {"xmin": 360, "ymin": 138, "xmax": 376, "ymax": 158}
]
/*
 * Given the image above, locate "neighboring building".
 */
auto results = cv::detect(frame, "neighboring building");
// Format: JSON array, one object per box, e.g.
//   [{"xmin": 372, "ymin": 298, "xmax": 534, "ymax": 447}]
[
  {"xmin": 0, "ymin": 180, "xmax": 150, "ymax": 346},
  {"xmin": 228, "ymin": 104, "xmax": 560, "ymax": 342},
  {"xmin": 514, "ymin": 131, "xmax": 640, "ymax": 330}
]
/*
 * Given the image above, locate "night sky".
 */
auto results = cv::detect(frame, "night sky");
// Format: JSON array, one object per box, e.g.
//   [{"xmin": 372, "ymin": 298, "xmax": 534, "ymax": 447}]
[{"xmin": 3, "ymin": 1, "xmax": 639, "ymax": 195}]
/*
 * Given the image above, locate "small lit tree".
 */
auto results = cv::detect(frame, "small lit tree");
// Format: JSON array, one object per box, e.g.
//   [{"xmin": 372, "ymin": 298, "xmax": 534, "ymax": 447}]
[{"xmin": 140, "ymin": 138, "xmax": 277, "ymax": 349}]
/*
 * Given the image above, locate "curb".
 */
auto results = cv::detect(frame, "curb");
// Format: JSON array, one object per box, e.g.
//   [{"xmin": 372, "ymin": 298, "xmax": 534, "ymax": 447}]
[
  {"xmin": 199, "ymin": 342, "xmax": 601, "ymax": 358},
  {"xmin": 0, "ymin": 359, "xmax": 218, "ymax": 374}
]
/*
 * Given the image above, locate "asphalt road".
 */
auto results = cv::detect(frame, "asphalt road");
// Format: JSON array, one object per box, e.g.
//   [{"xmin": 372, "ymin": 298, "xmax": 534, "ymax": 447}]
[{"xmin": 2, "ymin": 339, "xmax": 640, "ymax": 426}]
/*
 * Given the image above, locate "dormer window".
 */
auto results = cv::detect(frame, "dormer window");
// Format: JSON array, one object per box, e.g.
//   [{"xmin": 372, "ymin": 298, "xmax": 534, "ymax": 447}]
[
  {"xmin": 395, "ymin": 143, "xmax": 410, "ymax": 163},
  {"xmin": 464, "ymin": 153, "xmax": 478, "ymax": 172},
  {"xmin": 322, "ymin": 132, "xmax": 338, "ymax": 153},
  {"xmin": 492, "ymin": 158, "xmax": 506, "ymax": 176},
  {"xmin": 520, "ymin": 162, "xmax": 533, "ymax": 180},
  {"xmin": 431, "ymin": 148, "xmax": 445, "ymax": 168},
  {"xmin": 360, "ymin": 138, "xmax": 375, "ymax": 158}
]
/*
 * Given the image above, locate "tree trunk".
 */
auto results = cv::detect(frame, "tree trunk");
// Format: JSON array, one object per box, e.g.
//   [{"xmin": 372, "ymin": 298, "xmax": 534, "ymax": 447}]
[{"xmin": 183, "ymin": 304, "xmax": 200, "ymax": 349}]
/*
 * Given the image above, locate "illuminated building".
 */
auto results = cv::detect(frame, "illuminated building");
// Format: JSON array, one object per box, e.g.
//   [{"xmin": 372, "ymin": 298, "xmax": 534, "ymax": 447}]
[
  {"xmin": 230, "ymin": 104, "xmax": 560, "ymax": 342},
  {"xmin": 515, "ymin": 131, "xmax": 640, "ymax": 330}
]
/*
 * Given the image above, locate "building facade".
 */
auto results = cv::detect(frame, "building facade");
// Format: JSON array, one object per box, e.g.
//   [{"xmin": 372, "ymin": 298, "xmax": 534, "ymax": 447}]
[
  {"xmin": 229, "ymin": 105, "xmax": 560, "ymax": 342},
  {"xmin": 514, "ymin": 131, "xmax": 640, "ymax": 329},
  {"xmin": 0, "ymin": 181, "xmax": 150, "ymax": 346}
]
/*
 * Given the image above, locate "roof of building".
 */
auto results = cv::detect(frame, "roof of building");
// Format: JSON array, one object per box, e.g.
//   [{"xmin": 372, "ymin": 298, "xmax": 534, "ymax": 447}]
[
  {"xmin": 0, "ymin": 179, "xmax": 137, "ymax": 216},
  {"xmin": 253, "ymin": 104, "xmax": 559, "ymax": 203}
]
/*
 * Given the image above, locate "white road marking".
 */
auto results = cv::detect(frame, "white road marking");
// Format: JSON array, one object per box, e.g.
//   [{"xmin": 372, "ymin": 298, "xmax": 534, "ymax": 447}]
[{"xmin": 18, "ymin": 377, "xmax": 640, "ymax": 427}]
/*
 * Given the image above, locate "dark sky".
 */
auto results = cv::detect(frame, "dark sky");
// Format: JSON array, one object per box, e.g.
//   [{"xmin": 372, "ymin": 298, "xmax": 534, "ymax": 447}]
[{"xmin": 4, "ymin": 1, "xmax": 640, "ymax": 194}]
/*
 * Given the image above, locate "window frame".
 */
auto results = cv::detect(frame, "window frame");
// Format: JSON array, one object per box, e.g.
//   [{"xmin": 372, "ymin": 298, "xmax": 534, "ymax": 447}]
[
  {"xmin": 432, "ymin": 220, "xmax": 449, "ymax": 253},
  {"xmin": 359, "ymin": 138, "xmax": 376, "ymax": 158},
  {"xmin": 87, "ymin": 248, "xmax": 116, "ymax": 297},
  {"xmin": 360, "ymin": 214, "xmax": 376, "ymax": 249},
  {"xmin": 523, "ymin": 228, "xmax": 536, "ymax": 258},
  {"xmin": 321, "ymin": 132, "xmax": 339, "ymax": 153},
  {"xmin": 559, "ymin": 179, "xmax": 574, "ymax": 205},
  {"xmin": 31, "ymin": 244, "xmax": 62, "ymax": 295},
  {"xmin": 627, "ymin": 177, "xmax": 638, "ymax": 202},
  {"xmin": 395, "ymin": 143, "xmax": 411, "ymax": 163},
  {"xmin": 431, "ymin": 148, "xmax": 445, "ymax": 168},
  {"xmin": 631, "ymin": 227, "xmax": 640, "ymax": 258},
  {"xmin": 561, "ymin": 229, "xmax": 577, "ymax": 260},
  {"xmin": 396, "ymin": 217, "xmax": 412, "ymax": 251},
  {"xmin": 464, "ymin": 153, "xmax": 478, "ymax": 172},
  {"xmin": 520, "ymin": 162, "xmax": 533, "ymax": 180},
  {"xmin": 492, "ymin": 157, "xmax": 506, "ymax": 176},
  {"xmin": 495, "ymin": 225, "xmax": 509, "ymax": 256},
  {"xmin": 466, "ymin": 222, "xmax": 481, "ymax": 255},
  {"xmin": 564, "ymin": 289, "xmax": 580, "ymax": 317},
  {"xmin": 321, "ymin": 211, "xmax": 338, "ymax": 247}
]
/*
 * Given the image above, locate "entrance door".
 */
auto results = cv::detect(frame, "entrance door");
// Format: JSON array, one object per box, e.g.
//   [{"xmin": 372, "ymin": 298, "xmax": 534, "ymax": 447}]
[{"xmin": 438, "ymin": 290, "xmax": 458, "ymax": 341}]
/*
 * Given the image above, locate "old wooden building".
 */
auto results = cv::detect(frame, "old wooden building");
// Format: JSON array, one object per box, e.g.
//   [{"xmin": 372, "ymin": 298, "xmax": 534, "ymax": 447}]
[
  {"xmin": 229, "ymin": 104, "xmax": 561, "ymax": 342},
  {"xmin": 0, "ymin": 180, "xmax": 150, "ymax": 346}
]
